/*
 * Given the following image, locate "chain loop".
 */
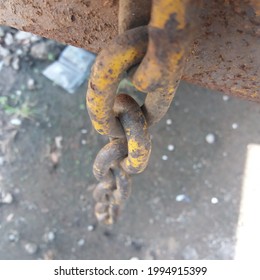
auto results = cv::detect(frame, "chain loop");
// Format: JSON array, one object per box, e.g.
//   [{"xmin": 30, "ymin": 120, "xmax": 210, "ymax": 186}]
[
  {"xmin": 86, "ymin": 0, "xmax": 190, "ymax": 223},
  {"xmin": 91, "ymin": 94, "xmax": 151, "ymax": 224}
]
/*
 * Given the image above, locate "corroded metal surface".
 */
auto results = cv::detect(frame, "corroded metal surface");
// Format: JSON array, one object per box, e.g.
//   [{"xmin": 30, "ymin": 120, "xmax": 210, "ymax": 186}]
[
  {"xmin": 118, "ymin": 0, "xmax": 151, "ymax": 34},
  {"xmin": 0, "ymin": 0, "xmax": 119, "ymax": 53},
  {"xmin": 91, "ymin": 94, "xmax": 151, "ymax": 224},
  {"xmin": 86, "ymin": 26, "xmax": 148, "ymax": 138},
  {"xmin": 184, "ymin": 0, "xmax": 260, "ymax": 101},
  {"xmin": 0, "ymin": 0, "xmax": 258, "ymax": 99}
]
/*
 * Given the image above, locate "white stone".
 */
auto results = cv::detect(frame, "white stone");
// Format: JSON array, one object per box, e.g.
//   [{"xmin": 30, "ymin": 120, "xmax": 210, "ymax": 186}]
[
  {"xmin": 77, "ymin": 239, "xmax": 85, "ymax": 247},
  {"xmin": 24, "ymin": 242, "xmax": 38, "ymax": 255},
  {"xmin": 30, "ymin": 42, "xmax": 49, "ymax": 59},
  {"xmin": 15, "ymin": 31, "xmax": 32, "ymax": 42},
  {"xmin": 15, "ymin": 49, "xmax": 23, "ymax": 56},
  {"xmin": 12, "ymin": 57, "xmax": 20, "ymax": 70},
  {"xmin": 47, "ymin": 232, "xmax": 55, "ymax": 242},
  {"xmin": 0, "ymin": 46, "xmax": 10, "ymax": 57},
  {"xmin": 162, "ymin": 155, "xmax": 168, "ymax": 161},
  {"xmin": 176, "ymin": 194, "xmax": 186, "ymax": 202},
  {"xmin": 232, "ymin": 123, "xmax": 238, "ymax": 129},
  {"xmin": 81, "ymin": 139, "xmax": 87, "ymax": 145},
  {"xmin": 27, "ymin": 78, "xmax": 36, "ymax": 90},
  {"xmin": 8, "ymin": 231, "xmax": 19, "ymax": 243},
  {"xmin": 10, "ymin": 118, "xmax": 22, "ymax": 126},
  {"xmin": 222, "ymin": 95, "xmax": 229, "ymax": 101},
  {"xmin": 205, "ymin": 133, "xmax": 215, "ymax": 144},
  {"xmin": 1, "ymin": 193, "xmax": 13, "ymax": 204},
  {"xmin": 0, "ymin": 157, "xmax": 4, "ymax": 166},
  {"xmin": 166, "ymin": 119, "xmax": 172, "ymax": 125},
  {"xmin": 167, "ymin": 144, "xmax": 175, "ymax": 151},
  {"xmin": 87, "ymin": 225, "xmax": 94, "ymax": 232},
  {"xmin": 211, "ymin": 197, "xmax": 219, "ymax": 204},
  {"xmin": 6, "ymin": 213, "xmax": 14, "ymax": 222},
  {"xmin": 81, "ymin": 129, "xmax": 88, "ymax": 134},
  {"xmin": 4, "ymin": 33, "xmax": 14, "ymax": 46}
]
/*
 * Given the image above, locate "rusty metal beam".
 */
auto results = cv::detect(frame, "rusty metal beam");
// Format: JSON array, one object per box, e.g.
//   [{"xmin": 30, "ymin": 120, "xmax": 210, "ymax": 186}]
[
  {"xmin": 0, "ymin": 0, "xmax": 119, "ymax": 53},
  {"xmin": 0, "ymin": 0, "xmax": 259, "ymax": 100}
]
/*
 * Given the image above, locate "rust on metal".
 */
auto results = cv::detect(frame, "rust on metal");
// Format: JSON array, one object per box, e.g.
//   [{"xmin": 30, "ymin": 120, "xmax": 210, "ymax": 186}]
[
  {"xmin": 86, "ymin": 26, "xmax": 148, "ymax": 138},
  {"xmin": 1, "ymin": 0, "xmax": 258, "ymax": 100},
  {"xmin": 91, "ymin": 94, "xmax": 152, "ymax": 224},
  {"xmin": 118, "ymin": 0, "xmax": 152, "ymax": 34},
  {"xmin": 133, "ymin": 0, "xmax": 201, "ymax": 93},
  {"xmin": 184, "ymin": 0, "xmax": 260, "ymax": 101},
  {"xmin": 114, "ymin": 94, "xmax": 151, "ymax": 174}
]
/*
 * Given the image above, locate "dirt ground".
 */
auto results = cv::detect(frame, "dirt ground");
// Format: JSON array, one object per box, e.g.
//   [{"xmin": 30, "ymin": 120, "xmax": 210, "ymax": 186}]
[{"xmin": 0, "ymin": 26, "xmax": 259, "ymax": 260}]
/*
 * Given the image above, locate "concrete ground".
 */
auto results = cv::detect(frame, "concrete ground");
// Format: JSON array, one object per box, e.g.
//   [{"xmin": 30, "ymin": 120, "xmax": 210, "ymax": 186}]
[{"xmin": 0, "ymin": 26, "xmax": 259, "ymax": 260}]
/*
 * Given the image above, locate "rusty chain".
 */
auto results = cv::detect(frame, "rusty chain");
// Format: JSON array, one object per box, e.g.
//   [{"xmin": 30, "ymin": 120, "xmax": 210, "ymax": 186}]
[{"xmin": 86, "ymin": 0, "xmax": 195, "ymax": 224}]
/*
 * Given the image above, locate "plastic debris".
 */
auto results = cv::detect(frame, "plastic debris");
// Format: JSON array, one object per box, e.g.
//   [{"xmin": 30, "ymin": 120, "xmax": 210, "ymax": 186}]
[{"xmin": 43, "ymin": 45, "xmax": 96, "ymax": 94}]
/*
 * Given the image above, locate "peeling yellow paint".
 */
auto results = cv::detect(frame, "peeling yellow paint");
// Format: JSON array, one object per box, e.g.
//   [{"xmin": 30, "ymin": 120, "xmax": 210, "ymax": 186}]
[{"xmin": 151, "ymin": 0, "xmax": 188, "ymax": 30}]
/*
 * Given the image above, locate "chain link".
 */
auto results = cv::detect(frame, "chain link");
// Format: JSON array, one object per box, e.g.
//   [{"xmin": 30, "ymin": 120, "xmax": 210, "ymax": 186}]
[{"xmin": 86, "ymin": 0, "xmax": 191, "ymax": 223}]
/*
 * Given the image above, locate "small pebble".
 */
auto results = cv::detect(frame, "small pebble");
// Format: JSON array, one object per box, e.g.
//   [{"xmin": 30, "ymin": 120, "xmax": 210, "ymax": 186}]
[
  {"xmin": 24, "ymin": 242, "xmax": 38, "ymax": 255},
  {"xmin": 205, "ymin": 133, "xmax": 215, "ymax": 144},
  {"xmin": 10, "ymin": 118, "xmax": 22, "ymax": 126},
  {"xmin": 4, "ymin": 33, "xmax": 14, "ymax": 46},
  {"xmin": 81, "ymin": 139, "xmax": 87, "ymax": 145},
  {"xmin": 3, "ymin": 55, "xmax": 12, "ymax": 66},
  {"xmin": 87, "ymin": 225, "xmax": 94, "ymax": 232},
  {"xmin": 222, "ymin": 95, "xmax": 229, "ymax": 101},
  {"xmin": 16, "ymin": 90, "xmax": 22, "ymax": 96},
  {"xmin": 55, "ymin": 136, "xmax": 63, "ymax": 149},
  {"xmin": 0, "ymin": 156, "xmax": 4, "ymax": 166},
  {"xmin": 12, "ymin": 57, "xmax": 20, "ymax": 70},
  {"xmin": 47, "ymin": 231, "xmax": 55, "ymax": 242},
  {"xmin": 6, "ymin": 213, "xmax": 14, "ymax": 222},
  {"xmin": 176, "ymin": 194, "xmax": 190, "ymax": 202},
  {"xmin": 81, "ymin": 129, "xmax": 88, "ymax": 134},
  {"xmin": 30, "ymin": 35, "xmax": 41, "ymax": 43},
  {"xmin": 211, "ymin": 197, "xmax": 219, "ymax": 204},
  {"xmin": 27, "ymin": 78, "xmax": 36, "ymax": 90},
  {"xmin": 77, "ymin": 239, "xmax": 85, "ymax": 247},
  {"xmin": 15, "ymin": 49, "xmax": 23, "ymax": 56},
  {"xmin": 167, "ymin": 144, "xmax": 175, "ymax": 151},
  {"xmin": 1, "ymin": 192, "xmax": 13, "ymax": 204},
  {"xmin": 0, "ymin": 46, "xmax": 10, "ymax": 57},
  {"xmin": 8, "ymin": 231, "xmax": 20, "ymax": 243},
  {"xmin": 162, "ymin": 155, "xmax": 168, "ymax": 161},
  {"xmin": 232, "ymin": 123, "xmax": 238, "ymax": 130},
  {"xmin": 166, "ymin": 119, "xmax": 172, "ymax": 125},
  {"xmin": 15, "ymin": 31, "xmax": 32, "ymax": 42},
  {"xmin": 30, "ymin": 42, "xmax": 49, "ymax": 59},
  {"xmin": 130, "ymin": 257, "xmax": 139, "ymax": 260}
]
